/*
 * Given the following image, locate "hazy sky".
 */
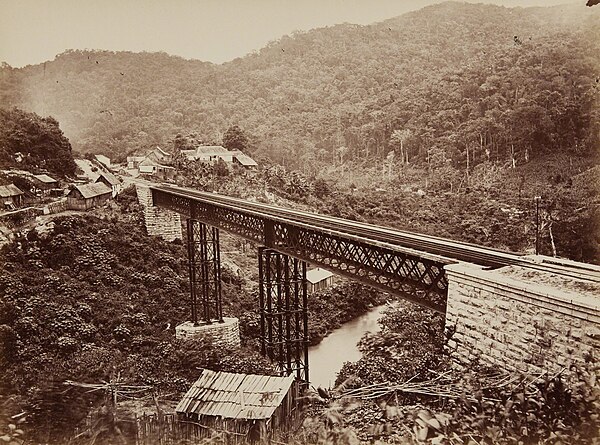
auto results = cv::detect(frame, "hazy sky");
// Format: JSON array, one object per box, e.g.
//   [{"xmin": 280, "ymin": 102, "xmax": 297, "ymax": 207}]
[{"xmin": 0, "ymin": 0, "xmax": 582, "ymax": 68}]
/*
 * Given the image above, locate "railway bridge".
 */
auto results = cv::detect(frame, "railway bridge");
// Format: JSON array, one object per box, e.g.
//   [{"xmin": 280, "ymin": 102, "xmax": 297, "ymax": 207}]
[{"xmin": 144, "ymin": 184, "xmax": 600, "ymax": 383}]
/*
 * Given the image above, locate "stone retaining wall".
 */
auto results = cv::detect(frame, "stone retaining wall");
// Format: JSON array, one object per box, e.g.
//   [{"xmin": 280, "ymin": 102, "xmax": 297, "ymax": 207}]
[
  {"xmin": 175, "ymin": 318, "xmax": 241, "ymax": 349},
  {"xmin": 136, "ymin": 185, "xmax": 182, "ymax": 241},
  {"xmin": 445, "ymin": 262, "xmax": 600, "ymax": 375}
]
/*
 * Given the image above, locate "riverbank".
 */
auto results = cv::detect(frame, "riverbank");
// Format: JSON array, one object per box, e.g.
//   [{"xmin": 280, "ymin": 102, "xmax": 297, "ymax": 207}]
[
  {"xmin": 309, "ymin": 303, "xmax": 394, "ymax": 388},
  {"xmin": 306, "ymin": 281, "xmax": 389, "ymax": 346}
]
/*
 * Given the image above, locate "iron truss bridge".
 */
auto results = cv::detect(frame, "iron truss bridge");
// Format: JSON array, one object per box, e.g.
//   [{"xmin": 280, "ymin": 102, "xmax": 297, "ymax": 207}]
[
  {"xmin": 150, "ymin": 184, "xmax": 600, "ymax": 382},
  {"xmin": 150, "ymin": 184, "xmax": 599, "ymax": 314}
]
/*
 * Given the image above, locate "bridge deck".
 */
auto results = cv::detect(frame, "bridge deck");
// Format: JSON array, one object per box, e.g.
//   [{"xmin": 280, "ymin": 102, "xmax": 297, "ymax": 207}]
[{"xmin": 151, "ymin": 184, "xmax": 600, "ymax": 284}]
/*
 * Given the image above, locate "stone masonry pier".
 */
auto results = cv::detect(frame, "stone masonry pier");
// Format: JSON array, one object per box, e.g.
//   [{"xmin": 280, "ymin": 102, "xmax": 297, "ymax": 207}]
[
  {"xmin": 445, "ymin": 261, "xmax": 600, "ymax": 375},
  {"xmin": 136, "ymin": 184, "xmax": 182, "ymax": 241},
  {"xmin": 175, "ymin": 318, "xmax": 241, "ymax": 349}
]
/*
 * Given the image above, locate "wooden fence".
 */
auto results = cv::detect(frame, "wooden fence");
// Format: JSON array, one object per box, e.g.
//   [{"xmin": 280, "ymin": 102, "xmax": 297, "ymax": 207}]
[
  {"xmin": 134, "ymin": 413, "xmax": 247, "ymax": 444},
  {"xmin": 74, "ymin": 412, "xmax": 302, "ymax": 445},
  {"xmin": 43, "ymin": 198, "xmax": 67, "ymax": 214}
]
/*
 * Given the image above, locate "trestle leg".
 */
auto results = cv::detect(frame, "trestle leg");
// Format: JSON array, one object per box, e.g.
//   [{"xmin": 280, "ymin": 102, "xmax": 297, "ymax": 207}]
[
  {"xmin": 186, "ymin": 219, "xmax": 223, "ymax": 324},
  {"xmin": 258, "ymin": 247, "xmax": 309, "ymax": 383}
]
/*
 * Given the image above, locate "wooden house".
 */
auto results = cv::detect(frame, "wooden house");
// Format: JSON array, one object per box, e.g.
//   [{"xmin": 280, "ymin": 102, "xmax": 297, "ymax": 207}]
[
  {"xmin": 176, "ymin": 370, "xmax": 299, "ymax": 443},
  {"xmin": 127, "ymin": 156, "xmax": 145, "ymax": 169},
  {"xmin": 0, "ymin": 184, "xmax": 24, "ymax": 210},
  {"xmin": 138, "ymin": 157, "xmax": 176, "ymax": 180},
  {"xmin": 95, "ymin": 171, "xmax": 121, "ymax": 197},
  {"xmin": 32, "ymin": 174, "xmax": 59, "ymax": 196},
  {"xmin": 306, "ymin": 268, "xmax": 334, "ymax": 294},
  {"xmin": 67, "ymin": 183, "xmax": 112, "ymax": 210}
]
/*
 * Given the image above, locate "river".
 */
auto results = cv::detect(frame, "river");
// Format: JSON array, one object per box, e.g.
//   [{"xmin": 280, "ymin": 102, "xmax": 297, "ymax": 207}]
[{"xmin": 308, "ymin": 303, "xmax": 392, "ymax": 389}]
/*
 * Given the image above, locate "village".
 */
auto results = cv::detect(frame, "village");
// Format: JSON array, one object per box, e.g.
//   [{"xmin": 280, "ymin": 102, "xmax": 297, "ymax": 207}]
[{"xmin": 0, "ymin": 144, "xmax": 259, "ymax": 240}]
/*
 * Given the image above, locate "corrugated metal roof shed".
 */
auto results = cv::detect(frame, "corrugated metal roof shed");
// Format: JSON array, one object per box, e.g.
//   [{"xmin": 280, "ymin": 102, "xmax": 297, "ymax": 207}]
[
  {"xmin": 70, "ymin": 183, "xmax": 112, "ymax": 199},
  {"xmin": 0, "ymin": 184, "xmax": 24, "ymax": 197},
  {"xmin": 306, "ymin": 268, "xmax": 334, "ymax": 284},
  {"xmin": 176, "ymin": 370, "xmax": 295, "ymax": 420}
]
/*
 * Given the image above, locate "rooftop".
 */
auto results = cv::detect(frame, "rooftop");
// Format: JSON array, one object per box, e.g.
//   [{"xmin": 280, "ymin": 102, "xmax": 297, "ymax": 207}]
[
  {"xmin": 96, "ymin": 171, "xmax": 121, "ymax": 186},
  {"xmin": 234, "ymin": 152, "xmax": 258, "ymax": 167},
  {"xmin": 195, "ymin": 145, "xmax": 228, "ymax": 155},
  {"xmin": 0, "ymin": 184, "xmax": 24, "ymax": 197},
  {"xmin": 94, "ymin": 154, "xmax": 111, "ymax": 165},
  {"xmin": 33, "ymin": 174, "xmax": 58, "ymax": 183},
  {"xmin": 70, "ymin": 183, "xmax": 112, "ymax": 199},
  {"xmin": 139, "ymin": 157, "xmax": 175, "ymax": 169},
  {"xmin": 153, "ymin": 146, "xmax": 171, "ymax": 157},
  {"xmin": 176, "ymin": 370, "xmax": 295, "ymax": 420},
  {"xmin": 306, "ymin": 268, "xmax": 334, "ymax": 284}
]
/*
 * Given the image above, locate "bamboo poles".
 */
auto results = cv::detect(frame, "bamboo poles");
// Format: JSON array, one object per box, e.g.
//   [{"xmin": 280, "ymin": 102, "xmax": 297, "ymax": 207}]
[{"xmin": 337, "ymin": 368, "xmax": 564, "ymax": 402}]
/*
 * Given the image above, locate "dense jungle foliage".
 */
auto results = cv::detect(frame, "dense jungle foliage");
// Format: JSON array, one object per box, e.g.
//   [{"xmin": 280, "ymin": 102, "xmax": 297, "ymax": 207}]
[
  {"xmin": 0, "ymin": 108, "xmax": 77, "ymax": 177},
  {"xmin": 0, "ymin": 189, "xmax": 388, "ymax": 443},
  {"xmin": 0, "ymin": 3, "xmax": 598, "ymax": 172}
]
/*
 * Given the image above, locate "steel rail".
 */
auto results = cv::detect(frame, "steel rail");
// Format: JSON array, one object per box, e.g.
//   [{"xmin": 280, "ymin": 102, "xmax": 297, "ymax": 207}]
[
  {"xmin": 153, "ymin": 185, "xmax": 512, "ymax": 264},
  {"xmin": 151, "ymin": 185, "xmax": 600, "ymax": 283}
]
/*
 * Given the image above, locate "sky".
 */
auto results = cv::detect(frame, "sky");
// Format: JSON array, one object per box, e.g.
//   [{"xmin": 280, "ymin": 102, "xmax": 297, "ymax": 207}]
[{"xmin": 0, "ymin": 0, "xmax": 582, "ymax": 68}]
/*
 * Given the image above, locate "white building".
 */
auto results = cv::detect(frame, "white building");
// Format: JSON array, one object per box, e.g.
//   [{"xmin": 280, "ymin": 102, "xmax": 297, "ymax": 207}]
[
  {"xmin": 183, "ymin": 145, "xmax": 257, "ymax": 168},
  {"xmin": 306, "ymin": 268, "xmax": 335, "ymax": 294}
]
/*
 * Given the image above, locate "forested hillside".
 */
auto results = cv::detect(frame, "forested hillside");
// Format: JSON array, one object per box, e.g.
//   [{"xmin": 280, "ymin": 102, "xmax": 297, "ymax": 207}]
[{"xmin": 0, "ymin": 2, "xmax": 598, "ymax": 171}]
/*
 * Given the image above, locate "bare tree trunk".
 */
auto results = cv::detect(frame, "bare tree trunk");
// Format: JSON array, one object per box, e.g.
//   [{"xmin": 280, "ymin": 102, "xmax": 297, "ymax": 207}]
[
  {"xmin": 400, "ymin": 139, "xmax": 404, "ymax": 165},
  {"xmin": 511, "ymin": 144, "xmax": 516, "ymax": 169},
  {"xmin": 548, "ymin": 222, "xmax": 557, "ymax": 257}
]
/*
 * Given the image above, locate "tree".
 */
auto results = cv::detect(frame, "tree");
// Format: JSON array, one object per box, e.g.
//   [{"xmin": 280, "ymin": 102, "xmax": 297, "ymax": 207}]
[
  {"xmin": 0, "ymin": 108, "xmax": 77, "ymax": 177},
  {"xmin": 390, "ymin": 129, "xmax": 412, "ymax": 165},
  {"xmin": 222, "ymin": 125, "xmax": 249, "ymax": 152}
]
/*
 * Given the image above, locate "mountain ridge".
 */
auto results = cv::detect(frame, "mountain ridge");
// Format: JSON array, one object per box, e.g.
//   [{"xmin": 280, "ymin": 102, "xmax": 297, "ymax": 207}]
[{"xmin": 0, "ymin": 1, "xmax": 598, "ymax": 169}]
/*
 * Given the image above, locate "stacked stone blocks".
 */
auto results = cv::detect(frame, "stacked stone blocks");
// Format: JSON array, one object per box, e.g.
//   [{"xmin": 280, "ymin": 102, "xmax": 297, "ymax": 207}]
[
  {"xmin": 445, "ymin": 263, "xmax": 599, "ymax": 376},
  {"xmin": 175, "ymin": 318, "xmax": 241, "ymax": 349},
  {"xmin": 136, "ymin": 185, "xmax": 182, "ymax": 241}
]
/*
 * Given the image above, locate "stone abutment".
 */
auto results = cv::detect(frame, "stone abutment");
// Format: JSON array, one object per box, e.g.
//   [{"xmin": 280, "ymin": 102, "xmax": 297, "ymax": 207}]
[
  {"xmin": 444, "ymin": 261, "xmax": 599, "ymax": 375},
  {"xmin": 136, "ymin": 185, "xmax": 182, "ymax": 241}
]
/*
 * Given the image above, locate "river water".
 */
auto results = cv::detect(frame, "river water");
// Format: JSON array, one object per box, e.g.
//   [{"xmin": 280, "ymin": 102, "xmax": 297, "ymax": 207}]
[{"xmin": 308, "ymin": 304, "xmax": 391, "ymax": 389}]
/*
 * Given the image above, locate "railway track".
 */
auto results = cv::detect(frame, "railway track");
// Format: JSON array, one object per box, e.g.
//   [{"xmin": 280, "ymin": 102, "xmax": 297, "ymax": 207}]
[{"xmin": 152, "ymin": 185, "xmax": 600, "ymax": 284}]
